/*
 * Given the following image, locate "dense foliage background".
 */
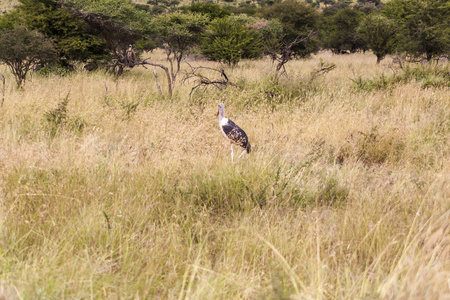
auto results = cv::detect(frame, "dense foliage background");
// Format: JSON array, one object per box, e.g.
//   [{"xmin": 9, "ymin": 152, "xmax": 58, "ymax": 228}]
[{"xmin": 0, "ymin": 0, "xmax": 448, "ymax": 81}]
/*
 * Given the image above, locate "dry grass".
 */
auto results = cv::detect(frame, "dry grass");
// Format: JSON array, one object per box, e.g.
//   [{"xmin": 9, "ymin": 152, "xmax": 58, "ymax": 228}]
[
  {"xmin": 0, "ymin": 0, "xmax": 17, "ymax": 13},
  {"xmin": 0, "ymin": 50, "xmax": 449, "ymax": 299}
]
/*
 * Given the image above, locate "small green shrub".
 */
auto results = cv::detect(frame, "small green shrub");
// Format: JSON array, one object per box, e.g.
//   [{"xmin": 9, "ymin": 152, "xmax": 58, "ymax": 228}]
[
  {"xmin": 121, "ymin": 101, "xmax": 139, "ymax": 119},
  {"xmin": 43, "ymin": 95, "xmax": 87, "ymax": 136},
  {"xmin": 243, "ymin": 76, "xmax": 322, "ymax": 107},
  {"xmin": 337, "ymin": 127, "xmax": 406, "ymax": 166},
  {"xmin": 421, "ymin": 76, "xmax": 448, "ymax": 89},
  {"xmin": 351, "ymin": 63, "xmax": 450, "ymax": 92},
  {"xmin": 351, "ymin": 74, "xmax": 397, "ymax": 92},
  {"xmin": 357, "ymin": 128, "xmax": 406, "ymax": 165},
  {"xmin": 402, "ymin": 64, "xmax": 450, "ymax": 87},
  {"xmin": 67, "ymin": 115, "xmax": 87, "ymax": 135},
  {"xmin": 44, "ymin": 95, "xmax": 69, "ymax": 137},
  {"xmin": 316, "ymin": 178, "xmax": 349, "ymax": 207}
]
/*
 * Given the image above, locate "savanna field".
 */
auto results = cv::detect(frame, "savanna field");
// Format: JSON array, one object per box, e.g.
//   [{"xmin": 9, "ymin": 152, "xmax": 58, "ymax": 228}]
[{"xmin": 0, "ymin": 51, "xmax": 449, "ymax": 299}]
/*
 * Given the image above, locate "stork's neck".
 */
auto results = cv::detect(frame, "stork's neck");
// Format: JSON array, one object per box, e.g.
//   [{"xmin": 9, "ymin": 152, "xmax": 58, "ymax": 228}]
[{"xmin": 218, "ymin": 107, "xmax": 225, "ymax": 122}]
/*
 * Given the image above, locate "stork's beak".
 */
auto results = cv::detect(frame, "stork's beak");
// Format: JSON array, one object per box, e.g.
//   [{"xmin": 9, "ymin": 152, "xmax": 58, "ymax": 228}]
[{"xmin": 216, "ymin": 110, "xmax": 219, "ymax": 116}]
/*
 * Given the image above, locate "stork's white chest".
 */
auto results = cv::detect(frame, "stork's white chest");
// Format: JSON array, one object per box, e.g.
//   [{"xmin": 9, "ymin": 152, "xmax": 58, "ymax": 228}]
[
  {"xmin": 219, "ymin": 118, "xmax": 229, "ymax": 126},
  {"xmin": 219, "ymin": 118, "xmax": 229, "ymax": 138}
]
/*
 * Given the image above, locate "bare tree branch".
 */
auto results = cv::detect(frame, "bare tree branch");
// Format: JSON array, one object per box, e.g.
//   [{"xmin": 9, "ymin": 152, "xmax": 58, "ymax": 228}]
[
  {"xmin": 182, "ymin": 63, "xmax": 236, "ymax": 98},
  {"xmin": 1, "ymin": 74, "xmax": 5, "ymax": 107},
  {"xmin": 154, "ymin": 67, "xmax": 163, "ymax": 95},
  {"xmin": 309, "ymin": 62, "xmax": 336, "ymax": 82},
  {"xmin": 272, "ymin": 30, "xmax": 316, "ymax": 78},
  {"xmin": 109, "ymin": 57, "xmax": 173, "ymax": 97}
]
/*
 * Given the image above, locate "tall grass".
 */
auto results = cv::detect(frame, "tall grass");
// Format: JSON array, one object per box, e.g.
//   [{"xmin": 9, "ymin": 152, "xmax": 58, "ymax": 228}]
[
  {"xmin": 0, "ymin": 51, "xmax": 449, "ymax": 299},
  {"xmin": 351, "ymin": 63, "xmax": 450, "ymax": 92},
  {"xmin": 0, "ymin": 0, "xmax": 17, "ymax": 13}
]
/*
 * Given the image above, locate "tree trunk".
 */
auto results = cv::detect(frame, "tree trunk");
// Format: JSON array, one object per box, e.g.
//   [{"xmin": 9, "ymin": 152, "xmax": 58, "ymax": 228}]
[{"xmin": 135, "ymin": 58, "xmax": 173, "ymax": 98}]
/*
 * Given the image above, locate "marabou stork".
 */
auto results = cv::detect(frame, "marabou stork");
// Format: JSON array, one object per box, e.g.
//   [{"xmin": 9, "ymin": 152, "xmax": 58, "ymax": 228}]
[{"xmin": 217, "ymin": 103, "xmax": 251, "ymax": 162}]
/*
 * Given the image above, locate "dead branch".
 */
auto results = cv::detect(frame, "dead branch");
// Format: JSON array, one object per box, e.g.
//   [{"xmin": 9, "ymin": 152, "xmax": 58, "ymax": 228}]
[
  {"xmin": 1, "ymin": 74, "xmax": 5, "ymax": 107},
  {"xmin": 103, "ymin": 82, "xmax": 113, "ymax": 107},
  {"xmin": 105, "ymin": 56, "xmax": 176, "ymax": 97},
  {"xmin": 119, "ymin": 57, "xmax": 173, "ymax": 97},
  {"xmin": 104, "ymin": 82, "xmax": 107, "ymax": 102},
  {"xmin": 272, "ymin": 30, "xmax": 316, "ymax": 78},
  {"xmin": 182, "ymin": 63, "xmax": 236, "ymax": 98},
  {"xmin": 310, "ymin": 62, "xmax": 336, "ymax": 82},
  {"xmin": 154, "ymin": 67, "xmax": 163, "ymax": 95}
]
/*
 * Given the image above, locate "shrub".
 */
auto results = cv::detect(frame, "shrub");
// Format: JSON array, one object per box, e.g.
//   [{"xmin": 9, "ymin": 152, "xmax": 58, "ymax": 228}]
[
  {"xmin": 315, "ymin": 178, "xmax": 349, "ymax": 207},
  {"xmin": 201, "ymin": 16, "xmax": 264, "ymax": 66},
  {"xmin": 44, "ymin": 95, "xmax": 69, "ymax": 137},
  {"xmin": 351, "ymin": 63, "xmax": 450, "ymax": 91},
  {"xmin": 336, "ymin": 127, "xmax": 406, "ymax": 166}
]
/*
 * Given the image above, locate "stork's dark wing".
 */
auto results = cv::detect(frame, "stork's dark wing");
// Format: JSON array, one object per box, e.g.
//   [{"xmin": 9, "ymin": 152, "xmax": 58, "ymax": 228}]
[{"xmin": 222, "ymin": 119, "xmax": 249, "ymax": 148}]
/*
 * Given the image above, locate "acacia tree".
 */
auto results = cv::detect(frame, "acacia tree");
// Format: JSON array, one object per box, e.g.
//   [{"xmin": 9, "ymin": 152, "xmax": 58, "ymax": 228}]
[
  {"xmin": 13, "ymin": 0, "xmax": 109, "ymax": 65},
  {"xmin": 0, "ymin": 26, "xmax": 57, "ymax": 87},
  {"xmin": 149, "ymin": 12, "xmax": 209, "ymax": 97},
  {"xmin": 384, "ymin": 0, "xmax": 449, "ymax": 61},
  {"xmin": 62, "ymin": 0, "xmax": 155, "ymax": 69},
  {"xmin": 261, "ymin": 0, "xmax": 320, "ymax": 76},
  {"xmin": 321, "ymin": 7, "xmax": 366, "ymax": 54},
  {"xmin": 3, "ymin": 0, "xmax": 155, "ymax": 70},
  {"xmin": 358, "ymin": 14, "xmax": 396, "ymax": 63}
]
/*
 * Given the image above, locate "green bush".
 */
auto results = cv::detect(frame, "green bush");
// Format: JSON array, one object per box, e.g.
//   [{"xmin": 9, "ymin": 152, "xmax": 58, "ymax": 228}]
[
  {"xmin": 351, "ymin": 63, "xmax": 450, "ymax": 92},
  {"xmin": 44, "ymin": 96, "xmax": 70, "ymax": 138},
  {"xmin": 201, "ymin": 16, "xmax": 264, "ymax": 66},
  {"xmin": 337, "ymin": 127, "xmax": 406, "ymax": 166}
]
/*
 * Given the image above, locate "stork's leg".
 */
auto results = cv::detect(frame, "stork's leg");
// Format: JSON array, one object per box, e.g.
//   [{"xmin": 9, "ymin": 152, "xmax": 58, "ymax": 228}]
[
  {"xmin": 230, "ymin": 144, "xmax": 234, "ymax": 162},
  {"xmin": 235, "ymin": 149, "xmax": 247, "ymax": 162}
]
